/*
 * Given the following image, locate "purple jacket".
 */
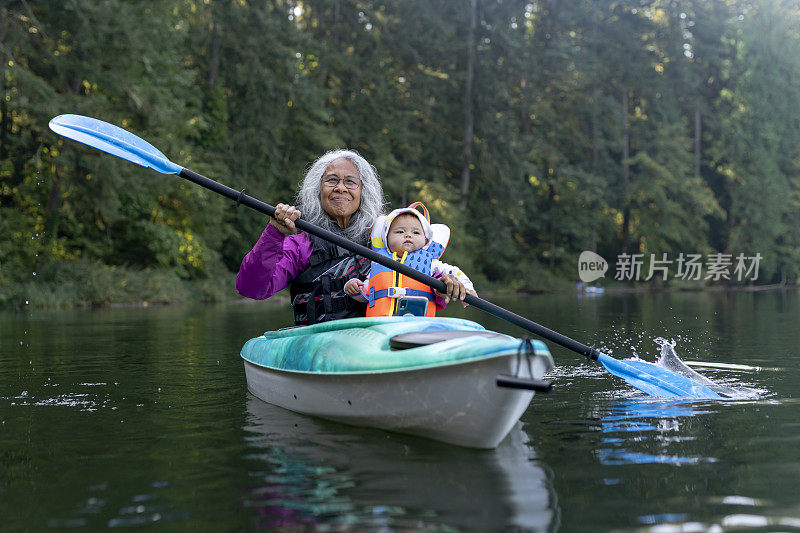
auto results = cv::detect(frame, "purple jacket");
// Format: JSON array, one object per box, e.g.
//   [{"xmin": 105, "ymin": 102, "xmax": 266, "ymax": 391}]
[{"xmin": 236, "ymin": 224, "xmax": 314, "ymax": 299}]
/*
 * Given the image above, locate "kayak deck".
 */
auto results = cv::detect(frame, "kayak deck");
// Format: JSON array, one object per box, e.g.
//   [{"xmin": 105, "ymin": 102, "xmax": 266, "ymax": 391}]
[{"xmin": 240, "ymin": 316, "xmax": 550, "ymax": 374}]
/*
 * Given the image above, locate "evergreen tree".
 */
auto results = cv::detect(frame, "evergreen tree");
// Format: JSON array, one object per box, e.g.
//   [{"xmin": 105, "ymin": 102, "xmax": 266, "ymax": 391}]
[{"xmin": 710, "ymin": 0, "xmax": 800, "ymax": 282}]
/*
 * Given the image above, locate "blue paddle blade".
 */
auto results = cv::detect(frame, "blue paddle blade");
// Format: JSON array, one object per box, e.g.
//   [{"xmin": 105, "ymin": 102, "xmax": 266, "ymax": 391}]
[
  {"xmin": 597, "ymin": 353, "xmax": 721, "ymax": 399},
  {"xmin": 49, "ymin": 114, "xmax": 182, "ymax": 175}
]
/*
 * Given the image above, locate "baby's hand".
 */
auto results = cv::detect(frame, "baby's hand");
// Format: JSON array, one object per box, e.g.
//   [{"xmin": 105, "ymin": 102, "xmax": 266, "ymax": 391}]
[
  {"xmin": 436, "ymin": 274, "xmax": 468, "ymax": 302},
  {"xmin": 344, "ymin": 278, "xmax": 365, "ymax": 296}
]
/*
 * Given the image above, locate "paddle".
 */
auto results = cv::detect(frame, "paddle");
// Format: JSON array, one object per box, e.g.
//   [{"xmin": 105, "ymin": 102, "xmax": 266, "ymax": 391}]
[{"xmin": 49, "ymin": 114, "xmax": 721, "ymax": 399}]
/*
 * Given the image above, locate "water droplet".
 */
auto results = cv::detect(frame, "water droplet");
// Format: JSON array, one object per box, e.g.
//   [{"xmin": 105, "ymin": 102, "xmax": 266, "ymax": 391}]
[
  {"xmin": 32, "ymin": 272, "xmax": 37, "ymax": 277},
  {"xmin": 25, "ymin": 300, "xmax": 29, "ymax": 305}
]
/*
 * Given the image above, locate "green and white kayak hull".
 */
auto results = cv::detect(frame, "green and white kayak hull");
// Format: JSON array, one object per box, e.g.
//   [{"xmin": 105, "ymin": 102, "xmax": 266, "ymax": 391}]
[{"xmin": 240, "ymin": 317, "xmax": 554, "ymax": 448}]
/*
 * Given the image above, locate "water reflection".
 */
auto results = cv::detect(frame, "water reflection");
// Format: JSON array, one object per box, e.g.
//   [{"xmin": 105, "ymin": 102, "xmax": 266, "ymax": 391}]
[
  {"xmin": 243, "ymin": 396, "xmax": 558, "ymax": 531},
  {"xmin": 597, "ymin": 399, "xmax": 715, "ymax": 466}
]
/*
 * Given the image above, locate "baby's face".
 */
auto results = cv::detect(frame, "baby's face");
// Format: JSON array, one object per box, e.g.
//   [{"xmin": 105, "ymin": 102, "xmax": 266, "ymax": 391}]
[{"xmin": 387, "ymin": 214, "xmax": 427, "ymax": 253}]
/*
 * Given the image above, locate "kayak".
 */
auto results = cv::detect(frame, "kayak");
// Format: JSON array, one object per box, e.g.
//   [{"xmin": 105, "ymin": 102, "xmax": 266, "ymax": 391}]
[
  {"xmin": 241, "ymin": 316, "xmax": 554, "ymax": 448},
  {"xmin": 240, "ymin": 316, "xmax": 554, "ymax": 448}
]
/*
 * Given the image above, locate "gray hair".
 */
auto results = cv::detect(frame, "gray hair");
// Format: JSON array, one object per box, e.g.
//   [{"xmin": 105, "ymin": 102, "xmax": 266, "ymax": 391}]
[{"xmin": 296, "ymin": 149, "xmax": 386, "ymax": 244}]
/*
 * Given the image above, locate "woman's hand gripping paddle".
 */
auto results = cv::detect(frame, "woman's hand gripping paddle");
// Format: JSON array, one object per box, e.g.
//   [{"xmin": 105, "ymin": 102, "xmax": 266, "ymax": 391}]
[{"xmin": 49, "ymin": 114, "xmax": 722, "ymax": 399}]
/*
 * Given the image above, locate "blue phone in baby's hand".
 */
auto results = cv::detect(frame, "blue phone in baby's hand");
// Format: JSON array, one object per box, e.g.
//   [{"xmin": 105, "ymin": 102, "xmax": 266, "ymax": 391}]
[{"xmin": 395, "ymin": 296, "xmax": 429, "ymax": 317}]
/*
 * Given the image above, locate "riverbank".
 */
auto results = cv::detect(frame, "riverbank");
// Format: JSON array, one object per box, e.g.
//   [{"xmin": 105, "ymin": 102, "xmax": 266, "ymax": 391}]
[
  {"xmin": 4, "ymin": 259, "xmax": 793, "ymax": 311},
  {"xmin": 0, "ymin": 260, "xmax": 236, "ymax": 311}
]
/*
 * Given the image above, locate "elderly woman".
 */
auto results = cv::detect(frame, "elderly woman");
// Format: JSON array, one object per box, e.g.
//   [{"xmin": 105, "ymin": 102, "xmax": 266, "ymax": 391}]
[
  {"xmin": 237, "ymin": 149, "xmax": 468, "ymax": 325},
  {"xmin": 236, "ymin": 149, "xmax": 383, "ymax": 325}
]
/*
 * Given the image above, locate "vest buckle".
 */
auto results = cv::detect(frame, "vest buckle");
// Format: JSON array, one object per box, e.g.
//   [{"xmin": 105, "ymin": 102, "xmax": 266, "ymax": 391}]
[{"xmin": 387, "ymin": 286, "xmax": 406, "ymax": 298}]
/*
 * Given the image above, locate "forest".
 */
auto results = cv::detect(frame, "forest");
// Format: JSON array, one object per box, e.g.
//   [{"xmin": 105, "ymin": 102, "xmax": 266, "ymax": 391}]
[{"xmin": 2, "ymin": 0, "xmax": 800, "ymax": 308}]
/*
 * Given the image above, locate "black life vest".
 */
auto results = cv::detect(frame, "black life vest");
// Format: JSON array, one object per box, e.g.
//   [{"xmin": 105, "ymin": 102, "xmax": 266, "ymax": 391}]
[{"xmin": 289, "ymin": 234, "xmax": 370, "ymax": 325}]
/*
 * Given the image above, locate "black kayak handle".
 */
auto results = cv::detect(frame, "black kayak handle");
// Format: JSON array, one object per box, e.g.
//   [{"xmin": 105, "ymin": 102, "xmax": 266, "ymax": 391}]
[{"xmin": 496, "ymin": 375, "xmax": 553, "ymax": 393}]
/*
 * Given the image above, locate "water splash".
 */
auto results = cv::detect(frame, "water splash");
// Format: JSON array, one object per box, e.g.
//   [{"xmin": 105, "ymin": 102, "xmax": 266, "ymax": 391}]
[{"xmin": 653, "ymin": 337, "xmax": 758, "ymax": 399}]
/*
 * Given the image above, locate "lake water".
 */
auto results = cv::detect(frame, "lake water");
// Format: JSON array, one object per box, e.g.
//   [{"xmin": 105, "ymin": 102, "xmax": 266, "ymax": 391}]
[{"xmin": 2, "ymin": 290, "xmax": 798, "ymax": 531}]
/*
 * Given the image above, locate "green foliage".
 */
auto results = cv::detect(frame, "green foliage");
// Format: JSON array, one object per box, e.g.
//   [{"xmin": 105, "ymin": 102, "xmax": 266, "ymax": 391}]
[
  {"xmin": 0, "ymin": 258, "xmax": 235, "ymax": 310},
  {"xmin": 2, "ymin": 0, "xmax": 800, "ymax": 309},
  {"xmin": 706, "ymin": 0, "xmax": 800, "ymax": 282}
]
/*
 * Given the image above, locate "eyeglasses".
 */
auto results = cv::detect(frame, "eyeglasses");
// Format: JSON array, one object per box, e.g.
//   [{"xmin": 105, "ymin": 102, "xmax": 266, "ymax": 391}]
[{"xmin": 322, "ymin": 176, "xmax": 361, "ymax": 190}]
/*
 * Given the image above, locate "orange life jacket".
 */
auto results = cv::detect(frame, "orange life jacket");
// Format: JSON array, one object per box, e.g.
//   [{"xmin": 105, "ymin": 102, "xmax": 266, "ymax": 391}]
[
  {"xmin": 364, "ymin": 202, "xmax": 449, "ymax": 317},
  {"xmin": 365, "ymin": 248, "xmax": 442, "ymax": 316}
]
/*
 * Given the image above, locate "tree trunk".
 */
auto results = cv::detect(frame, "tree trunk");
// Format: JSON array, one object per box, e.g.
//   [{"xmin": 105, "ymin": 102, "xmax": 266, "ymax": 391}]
[
  {"xmin": 590, "ymin": 0, "xmax": 599, "ymax": 169},
  {"xmin": 45, "ymin": 165, "xmax": 62, "ymax": 242},
  {"xmin": 540, "ymin": 160, "xmax": 557, "ymax": 271},
  {"xmin": 549, "ymin": 182, "xmax": 556, "ymax": 271},
  {"xmin": 0, "ymin": 64, "xmax": 7, "ymax": 160},
  {"xmin": 459, "ymin": 0, "xmax": 478, "ymax": 210},
  {"xmin": 589, "ymin": 0, "xmax": 598, "ymax": 253},
  {"xmin": 208, "ymin": 20, "xmax": 222, "ymax": 90},
  {"xmin": 694, "ymin": 104, "xmax": 701, "ymax": 180},
  {"xmin": 620, "ymin": 88, "xmax": 630, "ymax": 254},
  {"xmin": 0, "ymin": 6, "xmax": 7, "ymax": 161}
]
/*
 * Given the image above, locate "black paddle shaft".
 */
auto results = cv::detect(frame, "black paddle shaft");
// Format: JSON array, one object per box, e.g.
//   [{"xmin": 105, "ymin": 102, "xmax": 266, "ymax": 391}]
[{"xmin": 179, "ymin": 168, "xmax": 601, "ymax": 361}]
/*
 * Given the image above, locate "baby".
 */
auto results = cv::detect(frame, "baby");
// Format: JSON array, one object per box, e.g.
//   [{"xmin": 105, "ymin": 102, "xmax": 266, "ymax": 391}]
[{"xmin": 344, "ymin": 202, "xmax": 475, "ymax": 317}]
